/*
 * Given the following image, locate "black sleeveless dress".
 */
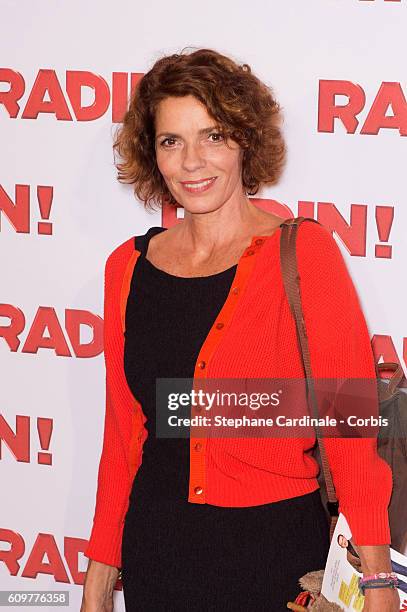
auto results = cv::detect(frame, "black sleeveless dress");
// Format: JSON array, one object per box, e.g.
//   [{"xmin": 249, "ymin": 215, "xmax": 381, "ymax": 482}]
[{"xmin": 121, "ymin": 227, "xmax": 330, "ymax": 612}]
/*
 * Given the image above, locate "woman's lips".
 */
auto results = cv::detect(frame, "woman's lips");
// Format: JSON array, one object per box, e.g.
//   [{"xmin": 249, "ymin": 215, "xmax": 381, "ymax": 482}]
[{"xmin": 180, "ymin": 177, "xmax": 217, "ymax": 193}]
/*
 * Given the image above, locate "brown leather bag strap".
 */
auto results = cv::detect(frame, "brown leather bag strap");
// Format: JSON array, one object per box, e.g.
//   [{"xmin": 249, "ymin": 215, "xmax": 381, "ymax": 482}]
[{"xmin": 279, "ymin": 216, "xmax": 339, "ymax": 539}]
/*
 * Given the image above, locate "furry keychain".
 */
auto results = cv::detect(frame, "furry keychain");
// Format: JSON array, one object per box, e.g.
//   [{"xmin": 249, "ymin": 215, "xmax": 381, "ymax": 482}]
[{"xmin": 286, "ymin": 570, "xmax": 343, "ymax": 610}]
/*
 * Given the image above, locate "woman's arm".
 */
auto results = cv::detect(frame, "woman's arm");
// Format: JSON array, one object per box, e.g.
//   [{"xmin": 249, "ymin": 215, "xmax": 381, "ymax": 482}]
[
  {"xmin": 296, "ymin": 222, "xmax": 398, "ymax": 610},
  {"xmin": 80, "ymin": 560, "xmax": 119, "ymax": 612},
  {"xmin": 82, "ymin": 239, "xmax": 143, "ymax": 606},
  {"xmin": 296, "ymin": 221, "xmax": 393, "ymax": 544}
]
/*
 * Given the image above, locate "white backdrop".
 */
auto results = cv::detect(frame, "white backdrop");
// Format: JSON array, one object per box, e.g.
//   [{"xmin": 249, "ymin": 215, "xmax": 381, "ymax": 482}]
[{"xmin": 1, "ymin": 0, "xmax": 406, "ymax": 609}]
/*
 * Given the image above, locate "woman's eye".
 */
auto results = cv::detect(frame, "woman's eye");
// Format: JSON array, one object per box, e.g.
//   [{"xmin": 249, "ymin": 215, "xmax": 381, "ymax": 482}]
[
  {"xmin": 160, "ymin": 138, "xmax": 176, "ymax": 147},
  {"xmin": 209, "ymin": 132, "xmax": 224, "ymax": 142}
]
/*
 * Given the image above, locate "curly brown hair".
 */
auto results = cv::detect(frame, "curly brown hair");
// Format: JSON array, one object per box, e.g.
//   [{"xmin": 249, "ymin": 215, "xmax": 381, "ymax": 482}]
[{"xmin": 114, "ymin": 47, "xmax": 286, "ymax": 210}]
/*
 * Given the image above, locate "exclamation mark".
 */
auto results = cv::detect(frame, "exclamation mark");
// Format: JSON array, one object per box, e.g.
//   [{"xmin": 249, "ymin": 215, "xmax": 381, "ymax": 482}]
[
  {"xmin": 375, "ymin": 206, "xmax": 393, "ymax": 258},
  {"xmin": 37, "ymin": 417, "xmax": 53, "ymax": 465},
  {"xmin": 37, "ymin": 186, "xmax": 53, "ymax": 235}
]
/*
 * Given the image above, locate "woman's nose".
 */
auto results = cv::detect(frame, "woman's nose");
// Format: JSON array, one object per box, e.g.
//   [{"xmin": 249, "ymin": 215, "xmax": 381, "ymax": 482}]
[{"xmin": 181, "ymin": 143, "xmax": 205, "ymax": 171}]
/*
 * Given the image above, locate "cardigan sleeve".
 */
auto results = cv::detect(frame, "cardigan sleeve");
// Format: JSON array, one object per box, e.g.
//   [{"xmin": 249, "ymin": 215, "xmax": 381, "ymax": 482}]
[
  {"xmin": 296, "ymin": 220, "xmax": 393, "ymax": 546},
  {"xmin": 84, "ymin": 238, "xmax": 142, "ymax": 568}
]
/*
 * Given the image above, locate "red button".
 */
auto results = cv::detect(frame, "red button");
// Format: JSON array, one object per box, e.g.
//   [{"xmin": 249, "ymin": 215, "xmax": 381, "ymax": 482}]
[
  {"xmin": 231, "ymin": 286, "xmax": 239, "ymax": 295},
  {"xmin": 194, "ymin": 486, "xmax": 203, "ymax": 495},
  {"xmin": 194, "ymin": 442, "xmax": 202, "ymax": 451},
  {"xmin": 255, "ymin": 238, "xmax": 264, "ymax": 245},
  {"xmin": 246, "ymin": 249, "xmax": 255, "ymax": 256},
  {"xmin": 216, "ymin": 322, "xmax": 224, "ymax": 329},
  {"xmin": 198, "ymin": 360, "xmax": 206, "ymax": 369}
]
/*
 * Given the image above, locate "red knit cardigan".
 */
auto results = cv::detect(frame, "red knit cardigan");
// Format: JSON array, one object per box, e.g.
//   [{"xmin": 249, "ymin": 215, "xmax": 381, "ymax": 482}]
[{"xmin": 84, "ymin": 220, "xmax": 392, "ymax": 568}]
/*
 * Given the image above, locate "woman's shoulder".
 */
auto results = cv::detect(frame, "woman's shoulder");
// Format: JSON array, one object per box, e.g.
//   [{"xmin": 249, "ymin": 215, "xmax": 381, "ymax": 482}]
[
  {"xmin": 105, "ymin": 236, "xmax": 136, "ymax": 270},
  {"xmin": 264, "ymin": 217, "xmax": 344, "ymax": 267},
  {"xmin": 295, "ymin": 219, "xmax": 348, "ymax": 269},
  {"xmin": 294, "ymin": 219, "xmax": 359, "ymax": 307},
  {"xmin": 269, "ymin": 218, "xmax": 354, "ymax": 296},
  {"xmin": 297, "ymin": 218, "xmax": 334, "ymax": 240},
  {"xmin": 102, "ymin": 237, "xmax": 139, "ymax": 295}
]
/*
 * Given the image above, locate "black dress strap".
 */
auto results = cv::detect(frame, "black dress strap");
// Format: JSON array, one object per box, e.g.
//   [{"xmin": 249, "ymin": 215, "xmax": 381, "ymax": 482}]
[{"xmin": 134, "ymin": 226, "xmax": 167, "ymax": 255}]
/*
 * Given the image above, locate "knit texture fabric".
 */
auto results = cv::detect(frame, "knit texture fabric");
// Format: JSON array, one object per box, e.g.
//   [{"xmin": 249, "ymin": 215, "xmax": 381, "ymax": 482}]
[{"xmin": 84, "ymin": 220, "xmax": 392, "ymax": 568}]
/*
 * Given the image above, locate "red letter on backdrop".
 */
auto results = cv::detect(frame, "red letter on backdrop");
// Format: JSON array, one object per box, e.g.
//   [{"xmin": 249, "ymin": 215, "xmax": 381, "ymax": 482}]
[
  {"xmin": 0, "ymin": 69, "xmax": 25, "ymax": 118},
  {"xmin": 64, "ymin": 537, "xmax": 91, "ymax": 585},
  {"xmin": 21, "ymin": 534, "xmax": 70, "ymax": 581},
  {"xmin": 361, "ymin": 82, "xmax": 407, "ymax": 136},
  {"xmin": 111, "ymin": 72, "xmax": 128, "ymax": 123},
  {"xmin": 65, "ymin": 309, "xmax": 104, "ymax": 357},
  {"xmin": 318, "ymin": 80, "xmax": 366, "ymax": 133},
  {"xmin": 0, "ymin": 185, "xmax": 30, "ymax": 233},
  {"xmin": 112, "ymin": 72, "xmax": 143, "ymax": 123},
  {"xmin": 0, "ymin": 529, "xmax": 26, "ymax": 575},
  {"xmin": 22, "ymin": 69, "xmax": 72, "ymax": 120},
  {"xmin": 66, "ymin": 71, "xmax": 110, "ymax": 121},
  {"xmin": 372, "ymin": 334, "xmax": 400, "ymax": 366},
  {"xmin": 22, "ymin": 307, "xmax": 71, "ymax": 356},
  {"xmin": 317, "ymin": 202, "xmax": 368, "ymax": 257},
  {"xmin": 0, "ymin": 304, "xmax": 26, "ymax": 351},
  {"xmin": 0, "ymin": 415, "xmax": 30, "ymax": 462}
]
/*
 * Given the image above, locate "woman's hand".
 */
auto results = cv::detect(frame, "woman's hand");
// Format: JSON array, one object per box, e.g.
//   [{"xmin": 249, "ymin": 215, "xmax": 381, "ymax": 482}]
[
  {"xmin": 80, "ymin": 559, "xmax": 120, "ymax": 612},
  {"xmin": 362, "ymin": 586, "xmax": 400, "ymax": 611}
]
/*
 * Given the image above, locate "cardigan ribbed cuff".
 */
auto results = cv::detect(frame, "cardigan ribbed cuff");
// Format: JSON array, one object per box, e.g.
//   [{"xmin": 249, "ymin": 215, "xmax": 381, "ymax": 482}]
[
  {"xmin": 340, "ymin": 504, "xmax": 391, "ymax": 546},
  {"xmin": 83, "ymin": 518, "xmax": 124, "ymax": 568}
]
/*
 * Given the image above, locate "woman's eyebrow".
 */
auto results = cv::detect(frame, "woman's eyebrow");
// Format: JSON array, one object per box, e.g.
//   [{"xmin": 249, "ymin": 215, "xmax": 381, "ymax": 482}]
[{"xmin": 155, "ymin": 126, "xmax": 219, "ymax": 140}]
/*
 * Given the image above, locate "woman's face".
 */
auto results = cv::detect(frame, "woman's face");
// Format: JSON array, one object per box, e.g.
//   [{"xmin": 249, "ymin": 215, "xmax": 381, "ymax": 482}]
[
  {"xmin": 337, "ymin": 535, "xmax": 348, "ymax": 549},
  {"xmin": 154, "ymin": 95, "xmax": 244, "ymax": 212}
]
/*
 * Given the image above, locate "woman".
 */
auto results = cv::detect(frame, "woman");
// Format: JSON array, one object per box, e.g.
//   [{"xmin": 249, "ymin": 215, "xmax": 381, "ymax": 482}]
[{"xmin": 81, "ymin": 48, "xmax": 399, "ymax": 611}]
